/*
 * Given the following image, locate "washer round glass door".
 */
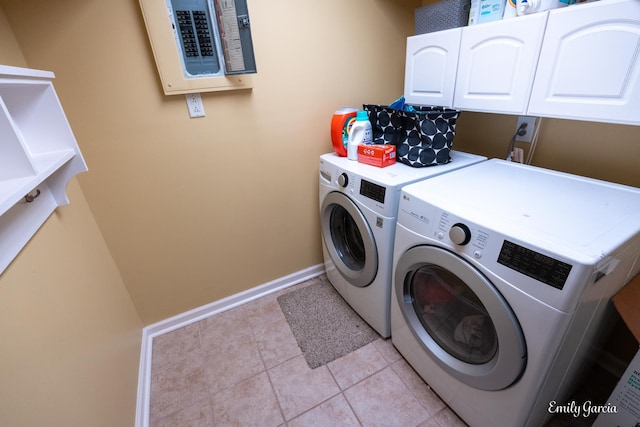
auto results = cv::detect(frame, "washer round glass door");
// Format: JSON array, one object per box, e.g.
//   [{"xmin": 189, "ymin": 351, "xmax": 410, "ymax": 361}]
[
  {"xmin": 321, "ymin": 191, "xmax": 377, "ymax": 287},
  {"xmin": 395, "ymin": 245, "xmax": 526, "ymax": 391}
]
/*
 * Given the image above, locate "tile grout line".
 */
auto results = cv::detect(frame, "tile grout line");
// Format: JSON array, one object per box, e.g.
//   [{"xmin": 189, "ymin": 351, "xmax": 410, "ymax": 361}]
[
  {"xmin": 253, "ymin": 311, "xmax": 289, "ymax": 425},
  {"xmin": 324, "ymin": 352, "xmax": 366, "ymax": 427}
]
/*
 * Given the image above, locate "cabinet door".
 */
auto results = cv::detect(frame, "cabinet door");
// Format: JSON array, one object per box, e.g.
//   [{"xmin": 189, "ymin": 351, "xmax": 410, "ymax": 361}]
[
  {"xmin": 404, "ymin": 28, "xmax": 462, "ymax": 108},
  {"xmin": 454, "ymin": 13, "xmax": 548, "ymax": 114},
  {"xmin": 528, "ymin": 0, "xmax": 640, "ymax": 125}
]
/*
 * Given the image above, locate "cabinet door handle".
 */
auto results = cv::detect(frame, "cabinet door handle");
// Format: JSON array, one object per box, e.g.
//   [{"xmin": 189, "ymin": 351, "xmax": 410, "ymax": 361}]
[{"xmin": 24, "ymin": 189, "xmax": 41, "ymax": 203}]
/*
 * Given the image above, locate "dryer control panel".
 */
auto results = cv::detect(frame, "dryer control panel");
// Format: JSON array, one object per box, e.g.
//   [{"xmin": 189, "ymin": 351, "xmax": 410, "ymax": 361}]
[
  {"xmin": 433, "ymin": 209, "xmax": 573, "ymax": 292},
  {"xmin": 497, "ymin": 240, "xmax": 572, "ymax": 290},
  {"xmin": 435, "ymin": 212, "xmax": 489, "ymax": 255}
]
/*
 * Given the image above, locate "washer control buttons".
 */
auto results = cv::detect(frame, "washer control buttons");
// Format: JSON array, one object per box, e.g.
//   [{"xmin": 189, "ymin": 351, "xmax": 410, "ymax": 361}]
[{"xmin": 449, "ymin": 223, "xmax": 472, "ymax": 246}]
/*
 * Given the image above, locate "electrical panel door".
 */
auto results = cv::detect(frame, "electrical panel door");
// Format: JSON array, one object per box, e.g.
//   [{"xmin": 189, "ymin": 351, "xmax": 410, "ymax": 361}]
[{"xmin": 215, "ymin": 0, "xmax": 256, "ymax": 75}]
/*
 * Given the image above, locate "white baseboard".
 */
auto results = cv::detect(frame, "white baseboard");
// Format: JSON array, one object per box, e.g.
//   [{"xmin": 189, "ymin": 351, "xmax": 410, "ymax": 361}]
[{"xmin": 134, "ymin": 263, "xmax": 325, "ymax": 427}]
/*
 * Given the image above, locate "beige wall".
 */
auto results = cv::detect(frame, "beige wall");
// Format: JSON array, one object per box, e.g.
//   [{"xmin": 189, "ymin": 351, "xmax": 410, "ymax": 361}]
[
  {"xmin": 2, "ymin": 0, "xmax": 422, "ymax": 324},
  {"xmin": 0, "ymin": 5, "xmax": 23, "ymax": 64},
  {"xmin": 0, "ymin": 7, "xmax": 143, "ymax": 427},
  {"xmin": 0, "ymin": 182, "xmax": 143, "ymax": 427}
]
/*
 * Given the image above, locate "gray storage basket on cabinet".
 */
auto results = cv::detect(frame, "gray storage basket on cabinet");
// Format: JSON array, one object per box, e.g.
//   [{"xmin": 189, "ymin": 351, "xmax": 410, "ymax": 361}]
[{"xmin": 415, "ymin": 0, "xmax": 472, "ymax": 34}]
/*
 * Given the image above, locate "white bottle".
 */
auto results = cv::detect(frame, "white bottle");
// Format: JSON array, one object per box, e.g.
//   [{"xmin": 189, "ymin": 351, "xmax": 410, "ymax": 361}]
[
  {"xmin": 347, "ymin": 110, "xmax": 373, "ymax": 161},
  {"xmin": 517, "ymin": 0, "xmax": 571, "ymax": 15}
]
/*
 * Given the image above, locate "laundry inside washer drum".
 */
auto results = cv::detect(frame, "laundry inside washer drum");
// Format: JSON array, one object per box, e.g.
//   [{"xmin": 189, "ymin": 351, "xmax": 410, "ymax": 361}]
[{"xmin": 409, "ymin": 265, "xmax": 498, "ymax": 365}]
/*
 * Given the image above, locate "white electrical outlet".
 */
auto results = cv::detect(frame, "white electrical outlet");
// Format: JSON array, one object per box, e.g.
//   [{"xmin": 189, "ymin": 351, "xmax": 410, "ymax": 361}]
[
  {"xmin": 185, "ymin": 93, "xmax": 205, "ymax": 118},
  {"xmin": 515, "ymin": 116, "xmax": 536, "ymax": 142}
]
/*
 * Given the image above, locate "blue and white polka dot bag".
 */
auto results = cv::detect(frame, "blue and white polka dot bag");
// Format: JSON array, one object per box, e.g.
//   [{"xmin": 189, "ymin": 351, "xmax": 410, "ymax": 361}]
[{"xmin": 363, "ymin": 103, "xmax": 459, "ymax": 168}]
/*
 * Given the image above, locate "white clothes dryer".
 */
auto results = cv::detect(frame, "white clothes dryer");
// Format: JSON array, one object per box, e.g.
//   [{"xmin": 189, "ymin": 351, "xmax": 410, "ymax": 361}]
[
  {"xmin": 390, "ymin": 159, "xmax": 640, "ymax": 427},
  {"xmin": 319, "ymin": 151, "xmax": 486, "ymax": 338}
]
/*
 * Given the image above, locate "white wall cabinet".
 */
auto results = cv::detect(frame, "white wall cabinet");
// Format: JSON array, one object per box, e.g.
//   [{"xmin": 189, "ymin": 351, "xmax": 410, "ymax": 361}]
[
  {"xmin": 404, "ymin": 0, "xmax": 640, "ymax": 125},
  {"xmin": 0, "ymin": 65, "xmax": 87, "ymax": 274},
  {"xmin": 454, "ymin": 12, "xmax": 547, "ymax": 114},
  {"xmin": 405, "ymin": 11, "xmax": 547, "ymax": 114},
  {"xmin": 404, "ymin": 27, "xmax": 461, "ymax": 107},
  {"xmin": 528, "ymin": 0, "xmax": 640, "ymax": 125}
]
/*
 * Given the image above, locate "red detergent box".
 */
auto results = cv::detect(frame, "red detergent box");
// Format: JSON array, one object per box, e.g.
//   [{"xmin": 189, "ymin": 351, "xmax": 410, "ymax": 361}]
[{"xmin": 357, "ymin": 144, "xmax": 396, "ymax": 168}]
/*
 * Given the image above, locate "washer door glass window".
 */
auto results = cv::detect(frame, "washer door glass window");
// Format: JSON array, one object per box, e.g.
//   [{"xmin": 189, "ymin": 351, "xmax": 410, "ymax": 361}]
[
  {"xmin": 330, "ymin": 204, "xmax": 365, "ymax": 271},
  {"xmin": 396, "ymin": 245, "xmax": 526, "ymax": 391},
  {"xmin": 411, "ymin": 265, "xmax": 497, "ymax": 365},
  {"xmin": 322, "ymin": 192, "xmax": 377, "ymax": 287}
]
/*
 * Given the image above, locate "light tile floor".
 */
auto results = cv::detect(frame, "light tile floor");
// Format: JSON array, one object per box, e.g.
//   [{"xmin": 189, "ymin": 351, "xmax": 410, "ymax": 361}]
[{"xmin": 148, "ymin": 274, "xmax": 613, "ymax": 426}]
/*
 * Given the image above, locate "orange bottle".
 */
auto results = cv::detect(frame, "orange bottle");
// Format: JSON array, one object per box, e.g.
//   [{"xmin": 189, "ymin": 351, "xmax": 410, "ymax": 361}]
[{"xmin": 330, "ymin": 107, "xmax": 358, "ymax": 156}]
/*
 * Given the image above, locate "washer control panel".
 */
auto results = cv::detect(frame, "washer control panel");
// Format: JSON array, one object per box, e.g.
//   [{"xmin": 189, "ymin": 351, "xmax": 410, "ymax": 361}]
[
  {"xmin": 319, "ymin": 158, "xmax": 391, "ymax": 216},
  {"xmin": 360, "ymin": 179, "xmax": 386, "ymax": 204}
]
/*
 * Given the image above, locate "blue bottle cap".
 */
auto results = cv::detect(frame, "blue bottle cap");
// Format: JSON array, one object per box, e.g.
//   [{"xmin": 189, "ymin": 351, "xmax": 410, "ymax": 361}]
[{"xmin": 356, "ymin": 110, "xmax": 368, "ymax": 120}]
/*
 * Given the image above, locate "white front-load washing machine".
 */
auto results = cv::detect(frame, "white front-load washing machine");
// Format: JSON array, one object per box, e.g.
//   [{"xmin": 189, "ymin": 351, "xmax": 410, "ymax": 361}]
[
  {"xmin": 319, "ymin": 151, "xmax": 486, "ymax": 338},
  {"xmin": 390, "ymin": 159, "xmax": 640, "ymax": 427}
]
